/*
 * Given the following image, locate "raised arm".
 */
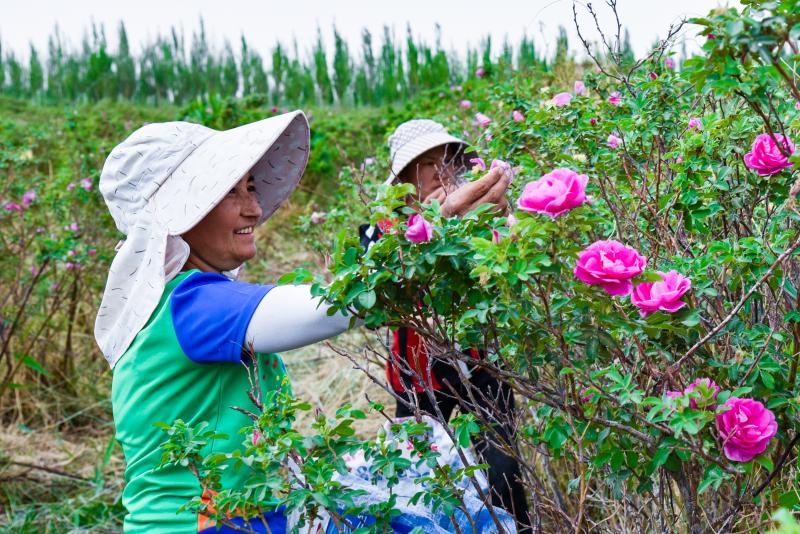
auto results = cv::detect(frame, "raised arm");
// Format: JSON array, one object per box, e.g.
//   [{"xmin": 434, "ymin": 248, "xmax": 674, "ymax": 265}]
[{"xmin": 244, "ymin": 284, "xmax": 354, "ymax": 354}]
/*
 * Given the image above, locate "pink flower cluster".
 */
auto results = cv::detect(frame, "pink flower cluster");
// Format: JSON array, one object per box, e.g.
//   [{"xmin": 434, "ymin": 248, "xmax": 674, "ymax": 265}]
[
  {"xmin": 663, "ymin": 379, "xmax": 777, "ymax": 462},
  {"xmin": 574, "ymin": 240, "xmax": 646, "ymax": 296},
  {"xmin": 4, "ymin": 190, "xmax": 37, "ymax": 214},
  {"xmin": 475, "ymin": 112, "xmax": 492, "ymax": 128},
  {"xmin": 716, "ymin": 397, "xmax": 777, "ymax": 462},
  {"xmin": 552, "ymin": 92, "xmax": 572, "ymax": 107},
  {"xmin": 744, "ymin": 133, "xmax": 795, "ymax": 176},
  {"xmin": 574, "ymin": 245, "xmax": 691, "ymax": 312},
  {"xmin": 550, "ymin": 81, "xmax": 585, "ymax": 108},
  {"xmin": 667, "ymin": 377, "xmax": 720, "ymax": 410},
  {"xmin": 630, "ymin": 270, "xmax": 691, "ymax": 317},
  {"xmin": 517, "ymin": 168, "xmax": 588, "ymax": 218},
  {"xmin": 405, "ymin": 214, "xmax": 433, "ymax": 243}
]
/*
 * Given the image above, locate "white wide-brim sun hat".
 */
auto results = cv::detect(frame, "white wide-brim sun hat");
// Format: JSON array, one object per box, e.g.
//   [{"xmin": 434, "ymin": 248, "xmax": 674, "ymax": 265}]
[
  {"xmin": 385, "ymin": 119, "xmax": 477, "ymax": 185},
  {"xmin": 96, "ymin": 111, "xmax": 310, "ymax": 368}
]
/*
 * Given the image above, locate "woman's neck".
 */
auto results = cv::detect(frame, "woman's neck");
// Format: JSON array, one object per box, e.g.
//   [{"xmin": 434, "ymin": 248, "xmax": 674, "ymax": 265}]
[{"xmin": 182, "ymin": 251, "xmax": 225, "ymax": 274}]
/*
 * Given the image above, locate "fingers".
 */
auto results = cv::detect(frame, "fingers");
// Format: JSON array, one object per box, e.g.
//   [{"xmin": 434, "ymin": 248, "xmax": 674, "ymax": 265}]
[
  {"xmin": 423, "ymin": 188, "xmax": 447, "ymax": 205},
  {"xmin": 461, "ymin": 167, "xmax": 504, "ymax": 199},
  {"xmin": 466, "ymin": 173, "xmax": 511, "ymax": 213}
]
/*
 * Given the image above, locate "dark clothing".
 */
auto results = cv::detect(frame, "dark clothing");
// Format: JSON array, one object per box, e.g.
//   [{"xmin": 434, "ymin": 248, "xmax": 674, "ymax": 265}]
[{"xmin": 394, "ymin": 359, "xmax": 531, "ymax": 533}]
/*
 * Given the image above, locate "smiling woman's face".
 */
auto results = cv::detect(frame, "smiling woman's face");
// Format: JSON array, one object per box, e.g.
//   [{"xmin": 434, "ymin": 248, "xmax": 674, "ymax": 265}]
[{"xmin": 181, "ymin": 175, "xmax": 263, "ymax": 273}]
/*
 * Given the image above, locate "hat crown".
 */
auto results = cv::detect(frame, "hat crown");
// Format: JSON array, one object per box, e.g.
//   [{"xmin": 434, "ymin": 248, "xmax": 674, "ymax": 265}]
[
  {"xmin": 99, "ymin": 121, "xmax": 215, "ymax": 235},
  {"xmin": 388, "ymin": 119, "xmax": 449, "ymax": 159}
]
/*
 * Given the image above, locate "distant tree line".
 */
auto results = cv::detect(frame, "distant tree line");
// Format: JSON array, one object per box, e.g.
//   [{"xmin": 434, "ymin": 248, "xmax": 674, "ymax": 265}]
[{"xmin": 0, "ymin": 20, "xmax": 566, "ymax": 107}]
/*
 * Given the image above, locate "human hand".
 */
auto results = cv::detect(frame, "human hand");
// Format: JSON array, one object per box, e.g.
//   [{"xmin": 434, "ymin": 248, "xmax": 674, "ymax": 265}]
[{"xmin": 424, "ymin": 166, "xmax": 511, "ymax": 218}]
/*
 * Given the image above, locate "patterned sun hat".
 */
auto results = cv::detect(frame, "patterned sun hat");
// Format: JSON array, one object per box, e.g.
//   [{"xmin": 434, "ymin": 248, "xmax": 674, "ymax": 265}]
[
  {"xmin": 385, "ymin": 119, "xmax": 475, "ymax": 185},
  {"xmin": 96, "ymin": 111, "xmax": 309, "ymax": 367}
]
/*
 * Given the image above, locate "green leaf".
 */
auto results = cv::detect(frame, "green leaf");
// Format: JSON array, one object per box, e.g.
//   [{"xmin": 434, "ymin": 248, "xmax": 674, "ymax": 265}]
[
  {"xmin": 357, "ymin": 290, "xmax": 376, "ymax": 309},
  {"xmin": 21, "ymin": 356, "xmax": 49, "ymax": 376}
]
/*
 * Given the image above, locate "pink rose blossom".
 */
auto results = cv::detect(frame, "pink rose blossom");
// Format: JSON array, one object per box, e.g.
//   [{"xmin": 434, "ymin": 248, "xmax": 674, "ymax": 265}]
[
  {"xmin": 490, "ymin": 159, "xmax": 511, "ymax": 174},
  {"xmin": 607, "ymin": 134, "xmax": 622, "ymax": 149},
  {"xmin": 649, "ymin": 71, "xmax": 658, "ymax": 80},
  {"xmin": 684, "ymin": 378, "xmax": 720, "ymax": 409},
  {"xmin": 469, "ymin": 157, "xmax": 487, "ymax": 171},
  {"xmin": 88, "ymin": 249, "xmax": 97, "ymax": 257},
  {"xmin": 687, "ymin": 117, "xmax": 702, "ymax": 131},
  {"xmin": 460, "ymin": 99, "xmax": 472, "ymax": 108},
  {"xmin": 270, "ymin": 106, "xmax": 278, "ymax": 113},
  {"xmin": 67, "ymin": 182, "xmax": 76, "ymax": 191},
  {"xmin": 475, "ymin": 112, "xmax": 492, "ymax": 128},
  {"xmin": 553, "ymin": 92, "xmax": 572, "ymax": 107},
  {"xmin": 69, "ymin": 222, "xmax": 79, "ymax": 232},
  {"xmin": 310, "ymin": 211, "xmax": 326, "ymax": 224},
  {"xmin": 676, "ymin": 156, "xmax": 683, "ymax": 163},
  {"xmin": 485, "ymin": 132, "xmax": 493, "ymax": 141},
  {"xmin": 716, "ymin": 397, "xmax": 777, "ymax": 462},
  {"xmin": 491, "ymin": 229, "xmax": 501, "ymax": 244},
  {"xmin": 744, "ymin": 133, "xmax": 795, "ymax": 176},
  {"xmin": 81, "ymin": 178, "xmax": 93, "ymax": 191},
  {"xmin": 252, "ymin": 430, "xmax": 261, "ymax": 445},
  {"xmin": 795, "ymin": 101, "xmax": 800, "ymax": 111},
  {"xmin": 21, "ymin": 190, "xmax": 36, "ymax": 207},
  {"xmin": 67, "ymin": 249, "xmax": 76, "ymax": 257},
  {"xmin": 405, "ymin": 214, "xmax": 433, "ymax": 243},
  {"xmin": 506, "ymin": 214, "xmax": 518, "ymax": 227},
  {"xmin": 512, "ymin": 110, "xmax": 524, "ymax": 122},
  {"xmin": 517, "ymin": 168, "xmax": 588, "ymax": 218},
  {"xmin": 630, "ymin": 270, "xmax": 691, "ymax": 317},
  {"xmin": 574, "ymin": 80, "xmax": 585, "ymax": 95},
  {"xmin": 475, "ymin": 67, "xmax": 485, "ymax": 78},
  {"xmin": 607, "ymin": 91, "xmax": 622, "ymax": 106},
  {"xmin": 30, "ymin": 266, "xmax": 38, "ymax": 276},
  {"xmin": 4, "ymin": 202, "xmax": 23, "ymax": 213},
  {"xmin": 589, "ymin": 117, "xmax": 598, "ymax": 126},
  {"xmin": 664, "ymin": 57, "xmax": 675, "ymax": 69},
  {"xmin": 574, "ymin": 240, "xmax": 646, "ymax": 296},
  {"xmin": 666, "ymin": 391, "xmax": 683, "ymax": 400},
  {"xmin": 430, "ymin": 443, "xmax": 439, "ymax": 452}
]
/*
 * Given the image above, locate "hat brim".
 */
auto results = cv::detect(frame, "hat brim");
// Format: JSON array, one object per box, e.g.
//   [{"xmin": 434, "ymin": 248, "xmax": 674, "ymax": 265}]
[
  {"xmin": 384, "ymin": 131, "xmax": 472, "ymax": 185},
  {"xmin": 152, "ymin": 110, "xmax": 310, "ymax": 235}
]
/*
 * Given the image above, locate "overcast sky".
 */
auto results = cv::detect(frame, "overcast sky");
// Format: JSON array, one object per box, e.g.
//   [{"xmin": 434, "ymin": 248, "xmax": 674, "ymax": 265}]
[{"xmin": 1, "ymin": 0, "xmax": 739, "ymax": 63}]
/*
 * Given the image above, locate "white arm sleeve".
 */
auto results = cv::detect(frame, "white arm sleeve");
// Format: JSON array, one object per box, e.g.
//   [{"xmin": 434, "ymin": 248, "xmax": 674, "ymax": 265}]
[{"xmin": 244, "ymin": 284, "xmax": 355, "ymax": 354}]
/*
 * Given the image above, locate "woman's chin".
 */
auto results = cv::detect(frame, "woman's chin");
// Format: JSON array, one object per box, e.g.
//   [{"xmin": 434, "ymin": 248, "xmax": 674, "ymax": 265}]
[{"xmin": 234, "ymin": 246, "xmax": 257, "ymax": 264}]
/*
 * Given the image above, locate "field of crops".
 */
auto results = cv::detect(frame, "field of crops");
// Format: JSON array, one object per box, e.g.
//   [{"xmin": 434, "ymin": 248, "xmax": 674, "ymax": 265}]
[{"xmin": 2, "ymin": 2, "xmax": 800, "ymax": 533}]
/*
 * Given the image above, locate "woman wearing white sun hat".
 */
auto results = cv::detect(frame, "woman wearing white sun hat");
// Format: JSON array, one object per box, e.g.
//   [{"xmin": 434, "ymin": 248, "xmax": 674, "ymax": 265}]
[
  {"xmin": 96, "ymin": 111, "xmax": 363, "ymax": 533},
  {"xmin": 360, "ymin": 119, "xmax": 531, "ymax": 533}
]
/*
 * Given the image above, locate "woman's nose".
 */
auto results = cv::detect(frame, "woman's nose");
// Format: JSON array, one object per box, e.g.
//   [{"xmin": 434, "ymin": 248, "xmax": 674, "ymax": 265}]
[{"xmin": 243, "ymin": 191, "xmax": 263, "ymax": 219}]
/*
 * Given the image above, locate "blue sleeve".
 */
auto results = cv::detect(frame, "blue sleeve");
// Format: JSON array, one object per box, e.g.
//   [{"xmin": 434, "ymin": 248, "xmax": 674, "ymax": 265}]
[{"xmin": 170, "ymin": 272, "xmax": 274, "ymax": 364}]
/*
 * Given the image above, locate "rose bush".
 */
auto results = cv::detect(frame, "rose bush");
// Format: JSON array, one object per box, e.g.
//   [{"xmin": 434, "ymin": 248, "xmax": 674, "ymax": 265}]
[{"xmin": 292, "ymin": 2, "xmax": 800, "ymax": 531}]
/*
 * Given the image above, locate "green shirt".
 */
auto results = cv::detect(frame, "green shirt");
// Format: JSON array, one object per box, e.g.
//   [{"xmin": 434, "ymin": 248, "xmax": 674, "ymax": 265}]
[{"xmin": 112, "ymin": 269, "xmax": 287, "ymax": 533}]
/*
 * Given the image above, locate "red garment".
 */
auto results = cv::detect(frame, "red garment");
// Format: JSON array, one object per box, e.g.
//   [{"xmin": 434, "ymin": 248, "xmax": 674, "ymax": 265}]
[
  {"xmin": 386, "ymin": 328, "xmax": 480, "ymax": 393},
  {"xmin": 387, "ymin": 328, "xmax": 441, "ymax": 393}
]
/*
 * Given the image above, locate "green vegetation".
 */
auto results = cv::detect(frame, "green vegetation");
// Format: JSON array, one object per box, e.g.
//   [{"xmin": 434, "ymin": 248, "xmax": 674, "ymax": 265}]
[
  {"xmin": 0, "ymin": 21, "xmax": 555, "ymax": 106},
  {"xmin": 3, "ymin": 1, "xmax": 800, "ymax": 532}
]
